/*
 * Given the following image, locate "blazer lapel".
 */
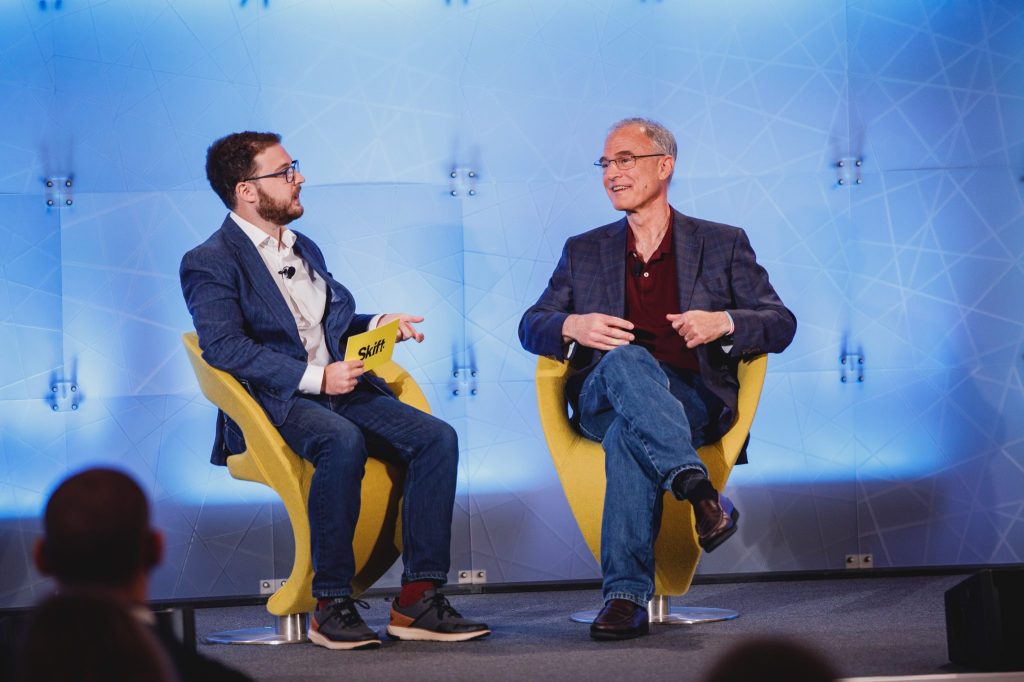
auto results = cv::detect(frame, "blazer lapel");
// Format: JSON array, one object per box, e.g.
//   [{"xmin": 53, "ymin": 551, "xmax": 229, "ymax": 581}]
[
  {"xmin": 599, "ymin": 220, "xmax": 627, "ymax": 314},
  {"xmin": 293, "ymin": 233, "xmax": 355, "ymax": 357},
  {"xmin": 673, "ymin": 210, "xmax": 703, "ymax": 312},
  {"xmin": 221, "ymin": 218, "xmax": 303, "ymax": 347},
  {"xmin": 292, "ymin": 236, "xmax": 327, "ymax": 284}
]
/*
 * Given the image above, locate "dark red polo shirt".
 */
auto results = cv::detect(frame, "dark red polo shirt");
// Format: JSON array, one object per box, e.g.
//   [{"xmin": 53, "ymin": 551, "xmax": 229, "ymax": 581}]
[{"xmin": 625, "ymin": 225, "xmax": 700, "ymax": 373}]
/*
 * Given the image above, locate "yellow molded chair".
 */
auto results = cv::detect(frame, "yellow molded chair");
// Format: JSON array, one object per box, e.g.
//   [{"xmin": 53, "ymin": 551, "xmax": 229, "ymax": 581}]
[
  {"xmin": 536, "ymin": 354, "xmax": 767, "ymax": 624},
  {"xmin": 183, "ymin": 332, "xmax": 431, "ymax": 643}
]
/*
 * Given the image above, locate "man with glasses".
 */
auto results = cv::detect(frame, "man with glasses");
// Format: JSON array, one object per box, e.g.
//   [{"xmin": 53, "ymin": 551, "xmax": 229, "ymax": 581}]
[
  {"xmin": 180, "ymin": 132, "xmax": 488, "ymax": 650},
  {"xmin": 520, "ymin": 118, "xmax": 796, "ymax": 640}
]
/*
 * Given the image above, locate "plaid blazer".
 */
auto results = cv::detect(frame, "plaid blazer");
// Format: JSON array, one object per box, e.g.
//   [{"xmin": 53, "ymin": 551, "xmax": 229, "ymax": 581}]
[{"xmin": 519, "ymin": 209, "xmax": 796, "ymax": 453}]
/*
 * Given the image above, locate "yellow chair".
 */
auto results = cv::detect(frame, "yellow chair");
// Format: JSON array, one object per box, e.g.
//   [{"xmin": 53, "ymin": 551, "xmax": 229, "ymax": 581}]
[
  {"xmin": 536, "ymin": 354, "xmax": 767, "ymax": 624},
  {"xmin": 183, "ymin": 332, "xmax": 431, "ymax": 643}
]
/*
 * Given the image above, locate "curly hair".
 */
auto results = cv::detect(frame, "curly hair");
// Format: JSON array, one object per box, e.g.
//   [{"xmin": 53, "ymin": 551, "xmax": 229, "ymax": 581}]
[{"xmin": 205, "ymin": 131, "xmax": 282, "ymax": 209}]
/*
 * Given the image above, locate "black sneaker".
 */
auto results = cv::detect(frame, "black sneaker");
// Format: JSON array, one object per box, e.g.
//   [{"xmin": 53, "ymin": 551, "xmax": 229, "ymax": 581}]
[
  {"xmin": 308, "ymin": 597, "xmax": 381, "ymax": 650},
  {"xmin": 387, "ymin": 588, "xmax": 490, "ymax": 642}
]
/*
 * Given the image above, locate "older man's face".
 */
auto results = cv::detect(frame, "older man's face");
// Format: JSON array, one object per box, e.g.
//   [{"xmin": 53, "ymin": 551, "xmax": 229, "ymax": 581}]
[{"xmin": 601, "ymin": 125, "xmax": 673, "ymax": 214}]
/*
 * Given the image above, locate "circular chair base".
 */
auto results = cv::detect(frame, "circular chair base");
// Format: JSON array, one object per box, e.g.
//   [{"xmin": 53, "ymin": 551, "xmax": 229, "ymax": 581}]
[{"xmin": 204, "ymin": 613, "xmax": 309, "ymax": 645}]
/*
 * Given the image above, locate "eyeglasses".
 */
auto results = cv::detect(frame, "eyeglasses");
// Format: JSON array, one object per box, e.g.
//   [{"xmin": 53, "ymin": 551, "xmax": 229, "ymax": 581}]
[
  {"xmin": 244, "ymin": 159, "xmax": 300, "ymax": 184},
  {"xmin": 594, "ymin": 154, "xmax": 666, "ymax": 170}
]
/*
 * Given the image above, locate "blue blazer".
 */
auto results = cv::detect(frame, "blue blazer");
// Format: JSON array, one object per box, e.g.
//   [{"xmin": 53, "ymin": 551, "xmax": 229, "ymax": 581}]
[
  {"xmin": 519, "ymin": 209, "xmax": 796, "ymax": 456},
  {"xmin": 180, "ymin": 216, "xmax": 390, "ymax": 465}
]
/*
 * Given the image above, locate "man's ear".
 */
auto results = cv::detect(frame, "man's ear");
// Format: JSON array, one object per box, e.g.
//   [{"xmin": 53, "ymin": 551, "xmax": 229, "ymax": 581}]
[
  {"xmin": 235, "ymin": 180, "xmax": 258, "ymax": 207},
  {"xmin": 33, "ymin": 538, "xmax": 51, "ymax": 576},
  {"xmin": 659, "ymin": 155, "xmax": 675, "ymax": 180}
]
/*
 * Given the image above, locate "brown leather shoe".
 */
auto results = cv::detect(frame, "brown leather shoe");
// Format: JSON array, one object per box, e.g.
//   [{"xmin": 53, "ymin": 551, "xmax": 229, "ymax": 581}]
[
  {"xmin": 589, "ymin": 599, "xmax": 649, "ymax": 641},
  {"xmin": 695, "ymin": 493, "xmax": 740, "ymax": 552}
]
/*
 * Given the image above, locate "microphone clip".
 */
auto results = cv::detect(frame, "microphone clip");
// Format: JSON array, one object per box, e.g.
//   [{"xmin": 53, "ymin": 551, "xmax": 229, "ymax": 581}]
[{"xmin": 278, "ymin": 266, "xmax": 296, "ymax": 279}]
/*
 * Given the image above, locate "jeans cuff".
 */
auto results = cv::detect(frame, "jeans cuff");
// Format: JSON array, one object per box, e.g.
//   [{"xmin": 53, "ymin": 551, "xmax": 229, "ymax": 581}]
[
  {"xmin": 312, "ymin": 587, "xmax": 352, "ymax": 599},
  {"xmin": 402, "ymin": 571, "xmax": 449, "ymax": 585},
  {"xmin": 604, "ymin": 591, "xmax": 649, "ymax": 608},
  {"xmin": 663, "ymin": 463, "xmax": 708, "ymax": 496}
]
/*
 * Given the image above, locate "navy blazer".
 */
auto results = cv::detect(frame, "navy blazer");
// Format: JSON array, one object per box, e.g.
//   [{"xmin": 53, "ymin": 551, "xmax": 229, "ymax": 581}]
[
  {"xmin": 180, "ymin": 216, "xmax": 390, "ymax": 465},
  {"xmin": 519, "ymin": 209, "xmax": 796, "ymax": 457}
]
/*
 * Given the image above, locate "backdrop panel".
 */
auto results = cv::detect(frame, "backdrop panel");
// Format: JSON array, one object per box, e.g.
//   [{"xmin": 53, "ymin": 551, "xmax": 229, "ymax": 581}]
[{"xmin": 0, "ymin": 0, "xmax": 1022, "ymax": 608}]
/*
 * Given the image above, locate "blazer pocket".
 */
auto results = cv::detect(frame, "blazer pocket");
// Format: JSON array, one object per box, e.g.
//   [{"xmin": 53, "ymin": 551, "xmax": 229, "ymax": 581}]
[{"xmin": 694, "ymin": 276, "xmax": 731, "ymax": 308}]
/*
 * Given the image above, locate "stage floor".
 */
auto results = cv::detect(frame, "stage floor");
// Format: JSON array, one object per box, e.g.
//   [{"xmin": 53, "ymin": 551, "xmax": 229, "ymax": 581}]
[{"xmin": 194, "ymin": 574, "xmax": 1017, "ymax": 681}]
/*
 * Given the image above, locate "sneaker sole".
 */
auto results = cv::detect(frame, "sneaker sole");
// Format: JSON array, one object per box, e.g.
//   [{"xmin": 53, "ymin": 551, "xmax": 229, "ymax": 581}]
[
  {"xmin": 308, "ymin": 629, "xmax": 381, "ymax": 650},
  {"xmin": 386, "ymin": 625, "xmax": 491, "ymax": 642}
]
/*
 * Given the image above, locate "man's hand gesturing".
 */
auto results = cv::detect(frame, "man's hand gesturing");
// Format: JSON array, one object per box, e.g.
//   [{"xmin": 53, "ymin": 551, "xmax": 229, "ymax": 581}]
[
  {"xmin": 563, "ymin": 313, "xmax": 635, "ymax": 351},
  {"xmin": 378, "ymin": 313, "xmax": 425, "ymax": 343},
  {"xmin": 322, "ymin": 360, "xmax": 364, "ymax": 395}
]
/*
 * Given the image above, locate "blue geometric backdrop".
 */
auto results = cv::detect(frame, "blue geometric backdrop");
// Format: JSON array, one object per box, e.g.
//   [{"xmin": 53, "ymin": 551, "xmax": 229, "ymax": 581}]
[{"xmin": 1, "ymin": 0, "xmax": 1021, "ymax": 606}]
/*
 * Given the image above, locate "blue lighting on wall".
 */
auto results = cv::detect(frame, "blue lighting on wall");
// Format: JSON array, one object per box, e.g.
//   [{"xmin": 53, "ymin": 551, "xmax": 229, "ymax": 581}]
[{"xmin": 1, "ymin": 0, "xmax": 1021, "ymax": 605}]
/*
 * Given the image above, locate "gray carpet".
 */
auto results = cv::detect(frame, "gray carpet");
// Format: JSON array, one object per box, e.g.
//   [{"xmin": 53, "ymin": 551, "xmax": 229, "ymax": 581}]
[{"xmin": 195, "ymin": 575, "xmax": 972, "ymax": 681}]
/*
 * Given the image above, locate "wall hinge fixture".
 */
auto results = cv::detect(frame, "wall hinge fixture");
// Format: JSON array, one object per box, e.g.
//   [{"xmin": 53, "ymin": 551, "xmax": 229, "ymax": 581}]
[
  {"xmin": 845, "ymin": 554, "xmax": 872, "ymax": 569},
  {"xmin": 457, "ymin": 569, "xmax": 486, "ymax": 584},
  {"xmin": 259, "ymin": 578, "xmax": 288, "ymax": 594}
]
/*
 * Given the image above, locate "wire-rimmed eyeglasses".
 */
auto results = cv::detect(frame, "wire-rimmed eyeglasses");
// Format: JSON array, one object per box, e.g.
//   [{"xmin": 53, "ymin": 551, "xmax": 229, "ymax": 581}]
[
  {"xmin": 594, "ymin": 154, "xmax": 666, "ymax": 170},
  {"xmin": 244, "ymin": 159, "xmax": 300, "ymax": 184}
]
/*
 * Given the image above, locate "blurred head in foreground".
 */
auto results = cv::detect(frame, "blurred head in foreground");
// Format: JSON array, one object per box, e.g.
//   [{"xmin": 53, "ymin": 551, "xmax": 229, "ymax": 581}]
[{"xmin": 704, "ymin": 636, "xmax": 839, "ymax": 682}]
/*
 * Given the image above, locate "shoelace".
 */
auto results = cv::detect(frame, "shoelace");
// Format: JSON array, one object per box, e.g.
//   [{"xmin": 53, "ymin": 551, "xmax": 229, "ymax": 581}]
[
  {"xmin": 323, "ymin": 597, "xmax": 371, "ymax": 628},
  {"xmin": 425, "ymin": 592, "xmax": 462, "ymax": 620}
]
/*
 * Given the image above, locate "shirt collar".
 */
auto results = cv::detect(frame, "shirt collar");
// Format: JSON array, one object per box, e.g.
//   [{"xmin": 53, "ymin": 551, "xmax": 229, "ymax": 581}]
[{"xmin": 230, "ymin": 211, "xmax": 297, "ymax": 249}]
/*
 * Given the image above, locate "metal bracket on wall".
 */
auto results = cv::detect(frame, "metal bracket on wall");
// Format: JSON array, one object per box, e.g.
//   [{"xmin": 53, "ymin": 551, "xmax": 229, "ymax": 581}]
[
  {"xmin": 451, "ymin": 367, "xmax": 478, "ymax": 397},
  {"xmin": 840, "ymin": 353, "xmax": 864, "ymax": 384},
  {"xmin": 44, "ymin": 177, "xmax": 73, "ymax": 208},
  {"xmin": 258, "ymin": 578, "xmax": 288, "ymax": 595},
  {"xmin": 49, "ymin": 381, "xmax": 79, "ymax": 412},
  {"xmin": 836, "ymin": 157, "xmax": 863, "ymax": 187},
  {"xmin": 448, "ymin": 167, "xmax": 478, "ymax": 197},
  {"xmin": 845, "ymin": 554, "xmax": 873, "ymax": 569},
  {"xmin": 457, "ymin": 569, "xmax": 486, "ymax": 585}
]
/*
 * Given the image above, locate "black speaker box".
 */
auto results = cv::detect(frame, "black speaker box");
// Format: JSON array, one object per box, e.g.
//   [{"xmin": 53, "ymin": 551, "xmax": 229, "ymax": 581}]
[{"xmin": 945, "ymin": 568, "xmax": 1024, "ymax": 671}]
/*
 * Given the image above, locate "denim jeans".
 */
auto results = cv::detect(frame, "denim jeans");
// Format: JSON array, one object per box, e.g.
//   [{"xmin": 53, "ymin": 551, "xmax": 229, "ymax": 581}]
[
  {"xmin": 578, "ymin": 344, "xmax": 713, "ymax": 607},
  {"xmin": 276, "ymin": 382, "xmax": 457, "ymax": 598}
]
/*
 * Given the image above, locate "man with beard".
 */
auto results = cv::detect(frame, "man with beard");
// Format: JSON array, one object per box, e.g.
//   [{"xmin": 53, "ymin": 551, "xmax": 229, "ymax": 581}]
[{"xmin": 180, "ymin": 132, "xmax": 488, "ymax": 650}]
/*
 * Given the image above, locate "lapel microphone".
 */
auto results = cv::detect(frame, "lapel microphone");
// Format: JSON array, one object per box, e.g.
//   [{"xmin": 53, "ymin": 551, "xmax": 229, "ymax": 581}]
[
  {"xmin": 278, "ymin": 266, "xmax": 296, "ymax": 279},
  {"xmin": 631, "ymin": 261, "xmax": 643, "ymax": 277}
]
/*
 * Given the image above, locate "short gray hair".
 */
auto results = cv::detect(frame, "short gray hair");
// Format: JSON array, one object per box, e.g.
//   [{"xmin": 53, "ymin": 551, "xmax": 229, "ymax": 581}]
[{"xmin": 608, "ymin": 118, "xmax": 677, "ymax": 160}]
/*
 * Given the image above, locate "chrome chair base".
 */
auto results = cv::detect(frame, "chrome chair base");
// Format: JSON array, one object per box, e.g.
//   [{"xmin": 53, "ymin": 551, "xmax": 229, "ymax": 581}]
[
  {"xmin": 204, "ymin": 612, "xmax": 309, "ymax": 645},
  {"xmin": 570, "ymin": 595, "xmax": 739, "ymax": 625}
]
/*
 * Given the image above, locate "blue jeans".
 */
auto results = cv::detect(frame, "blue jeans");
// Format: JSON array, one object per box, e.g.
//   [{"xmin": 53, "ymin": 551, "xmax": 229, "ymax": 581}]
[
  {"xmin": 578, "ymin": 344, "xmax": 713, "ymax": 607},
  {"xmin": 277, "ymin": 382, "xmax": 457, "ymax": 598}
]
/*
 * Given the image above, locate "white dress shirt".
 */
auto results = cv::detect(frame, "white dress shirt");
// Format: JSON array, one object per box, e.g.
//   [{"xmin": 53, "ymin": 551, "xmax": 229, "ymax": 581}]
[{"xmin": 231, "ymin": 212, "xmax": 354, "ymax": 394}]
